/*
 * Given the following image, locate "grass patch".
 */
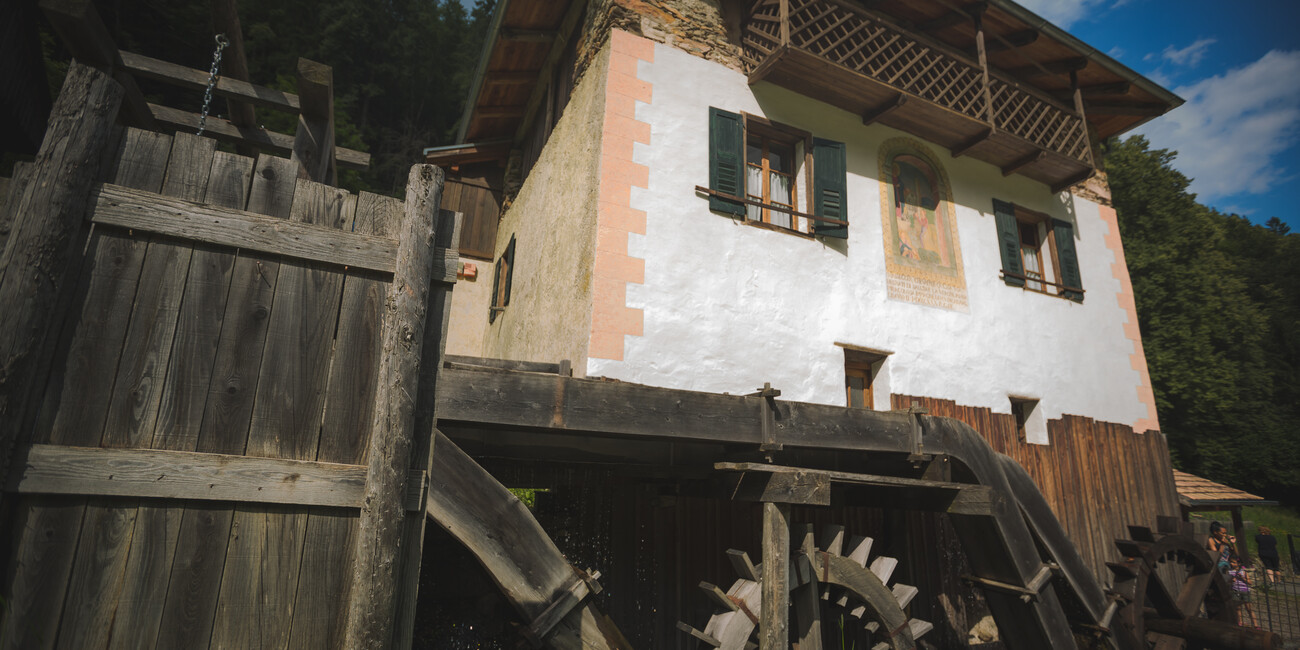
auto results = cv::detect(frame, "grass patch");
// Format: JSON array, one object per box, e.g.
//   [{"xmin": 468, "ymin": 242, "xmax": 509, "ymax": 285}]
[{"xmin": 1191, "ymin": 504, "xmax": 1300, "ymax": 565}]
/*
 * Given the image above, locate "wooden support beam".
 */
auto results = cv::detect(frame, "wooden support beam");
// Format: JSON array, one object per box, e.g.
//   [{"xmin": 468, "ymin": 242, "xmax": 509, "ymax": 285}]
[
  {"xmin": 39, "ymin": 0, "xmax": 154, "ymax": 128},
  {"xmin": 716, "ymin": 462, "xmax": 995, "ymax": 515},
  {"xmin": 1008, "ymin": 57, "xmax": 1087, "ymax": 79},
  {"xmin": 478, "ymin": 105, "xmax": 527, "ymax": 119},
  {"xmin": 793, "ymin": 526, "xmax": 823, "ymax": 650},
  {"xmin": 973, "ymin": 13, "xmax": 996, "ymax": 125},
  {"xmin": 500, "ymin": 28, "xmax": 556, "ymax": 42},
  {"xmin": 1050, "ymin": 81, "xmax": 1130, "ymax": 101},
  {"xmin": 89, "ymin": 182, "xmax": 410, "ymax": 275},
  {"xmin": 210, "ymin": 0, "xmax": 256, "ymax": 133},
  {"xmin": 725, "ymin": 469, "xmax": 831, "ymax": 505},
  {"xmin": 760, "ymin": 502, "xmax": 790, "ymax": 650},
  {"xmin": 917, "ymin": 2, "xmax": 986, "ymax": 31},
  {"xmin": 0, "ymin": 62, "xmax": 122, "ymax": 496},
  {"xmin": 1001, "ymin": 150, "xmax": 1045, "ymax": 177},
  {"xmin": 6, "ymin": 444, "xmax": 427, "ymax": 510},
  {"xmin": 1050, "ymin": 169, "xmax": 1094, "ymax": 194},
  {"xmin": 147, "ymin": 102, "xmax": 369, "ymax": 170},
  {"xmin": 983, "ymin": 29, "xmax": 1039, "ymax": 55},
  {"xmin": 1081, "ymin": 101, "xmax": 1169, "ymax": 116},
  {"xmin": 861, "ymin": 93, "xmax": 907, "ymax": 126},
  {"xmin": 292, "ymin": 57, "xmax": 336, "ymax": 185},
  {"xmin": 344, "ymin": 164, "xmax": 446, "ymax": 649},
  {"xmin": 950, "ymin": 127, "xmax": 993, "ymax": 158},
  {"xmin": 119, "ymin": 50, "xmax": 300, "ymax": 113}
]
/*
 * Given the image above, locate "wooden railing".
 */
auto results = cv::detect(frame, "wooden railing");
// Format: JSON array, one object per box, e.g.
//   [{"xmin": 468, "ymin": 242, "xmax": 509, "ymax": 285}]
[{"xmin": 742, "ymin": 0, "xmax": 1092, "ymax": 165}]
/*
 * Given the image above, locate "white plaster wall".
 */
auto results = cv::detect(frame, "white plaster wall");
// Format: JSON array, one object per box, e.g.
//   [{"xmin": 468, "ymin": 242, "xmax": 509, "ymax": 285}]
[{"xmin": 587, "ymin": 41, "xmax": 1149, "ymax": 431}]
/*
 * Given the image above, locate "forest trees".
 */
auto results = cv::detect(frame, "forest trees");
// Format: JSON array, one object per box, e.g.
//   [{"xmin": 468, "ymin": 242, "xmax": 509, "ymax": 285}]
[
  {"xmin": 1107, "ymin": 136, "xmax": 1300, "ymax": 502},
  {"xmin": 58, "ymin": 0, "xmax": 496, "ymax": 195}
]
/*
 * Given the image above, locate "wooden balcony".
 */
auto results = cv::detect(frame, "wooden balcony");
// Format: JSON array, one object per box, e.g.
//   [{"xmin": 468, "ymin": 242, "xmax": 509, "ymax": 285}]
[{"xmin": 743, "ymin": 0, "xmax": 1096, "ymax": 191}]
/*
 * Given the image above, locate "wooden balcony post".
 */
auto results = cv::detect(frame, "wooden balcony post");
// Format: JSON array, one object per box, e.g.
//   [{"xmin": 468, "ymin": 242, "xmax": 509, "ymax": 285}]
[
  {"xmin": 1069, "ymin": 70, "xmax": 1096, "ymax": 167},
  {"xmin": 973, "ymin": 9, "xmax": 995, "ymax": 127},
  {"xmin": 779, "ymin": 0, "xmax": 790, "ymax": 47}
]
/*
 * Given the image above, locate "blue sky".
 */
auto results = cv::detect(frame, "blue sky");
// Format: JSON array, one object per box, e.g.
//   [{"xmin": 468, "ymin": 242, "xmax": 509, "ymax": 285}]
[
  {"xmin": 1000, "ymin": 0, "xmax": 1300, "ymax": 228},
  {"xmin": 457, "ymin": 0, "xmax": 1299, "ymax": 228}
]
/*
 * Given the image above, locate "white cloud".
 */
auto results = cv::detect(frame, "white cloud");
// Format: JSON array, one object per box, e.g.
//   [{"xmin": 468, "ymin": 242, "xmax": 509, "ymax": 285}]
[
  {"xmin": 1011, "ymin": 0, "xmax": 1109, "ymax": 28},
  {"xmin": 1136, "ymin": 50, "xmax": 1300, "ymax": 200},
  {"xmin": 1161, "ymin": 37, "xmax": 1216, "ymax": 67}
]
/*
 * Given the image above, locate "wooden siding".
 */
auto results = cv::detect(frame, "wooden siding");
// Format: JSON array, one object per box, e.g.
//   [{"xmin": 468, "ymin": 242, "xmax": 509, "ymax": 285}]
[
  {"xmin": 892, "ymin": 394, "xmax": 1182, "ymax": 582},
  {"xmin": 441, "ymin": 166, "xmax": 503, "ymax": 260}
]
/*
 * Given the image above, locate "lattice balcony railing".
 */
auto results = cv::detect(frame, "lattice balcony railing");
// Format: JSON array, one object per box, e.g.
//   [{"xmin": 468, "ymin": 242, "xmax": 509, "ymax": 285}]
[{"xmin": 742, "ymin": 0, "xmax": 1091, "ymax": 164}]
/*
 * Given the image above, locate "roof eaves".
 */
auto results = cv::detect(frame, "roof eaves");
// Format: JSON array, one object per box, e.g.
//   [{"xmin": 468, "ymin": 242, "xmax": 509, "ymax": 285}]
[{"xmin": 454, "ymin": 0, "xmax": 512, "ymax": 144}]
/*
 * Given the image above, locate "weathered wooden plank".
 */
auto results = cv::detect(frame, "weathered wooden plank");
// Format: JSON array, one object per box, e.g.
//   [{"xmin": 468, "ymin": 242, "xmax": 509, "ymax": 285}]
[
  {"xmin": 119, "ymin": 49, "xmax": 300, "ymax": 114},
  {"xmin": 0, "ymin": 162, "xmax": 34, "ymax": 276},
  {"xmin": 343, "ymin": 165, "xmax": 442, "ymax": 648},
  {"xmin": 9, "ymin": 444, "xmax": 421, "ymax": 509},
  {"xmin": 289, "ymin": 191, "xmax": 401, "ymax": 649},
  {"xmin": 759, "ymin": 501, "xmax": 790, "ymax": 650},
  {"xmin": 60, "ymin": 132, "xmax": 215, "ymax": 648},
  {"xmin": 147, "ymin": 102, "xmax": 370, "ymax": 170},
  {"xmin": 91, "ymin": 182, "xmax": 399, "ymax": 274},
  {"xmin": 717, "ymin": 461, "xmax": 994, "ymax": 515},
  {"xmin": 212, "ymin": 177, "xmax": 354, "ymax": 649},
  {"xmin": 726, "ymin": 469, "xmax": 831, "ymax": 505},
  {"xmin": 421, "ymin": 430, "xmax": 627, "ymax": 649},
  {"xmin": 173, "ymin": 154, "xmax": 296, "ymax": 649},
  {"xmin": 391, "ymin": 206, "xmax": 463, "ymax": 649},
  {"xmin": 0, "ymin": 118, "xmax": 160, "ymax": 650},
  {"xmin": 291, "ymin": 58, "xmax": 336, "ymax": 185}
]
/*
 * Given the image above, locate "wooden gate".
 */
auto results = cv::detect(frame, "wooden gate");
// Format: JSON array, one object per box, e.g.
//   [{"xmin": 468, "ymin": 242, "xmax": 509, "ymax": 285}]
[{"xmin": 0, "ymin": 62, "xmax": 458, "ymax": 649}]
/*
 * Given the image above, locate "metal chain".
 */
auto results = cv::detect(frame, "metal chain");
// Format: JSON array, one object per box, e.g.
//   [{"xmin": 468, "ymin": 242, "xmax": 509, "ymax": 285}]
[{"xmin": 197, "ymin": 34, "xmax": 230, "ymax": 136}]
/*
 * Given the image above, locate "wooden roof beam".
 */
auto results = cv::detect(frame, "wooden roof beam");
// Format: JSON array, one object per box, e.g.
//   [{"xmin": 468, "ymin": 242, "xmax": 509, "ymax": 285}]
[
  {"xmin": 1008, "ymin": 57, "xmax": 1087, "ymax": 79},
  {"xmin": 499, "ymin": 28, "xmax": 556, "ymax": 43},
  {"xmin": 1001, "ymin": 150, "xmax": 1044, "ymax": 177},
  {"xmin": 512, "ymin": 0, "xmax": 587, "ymax": 144},
  {"xmin": 917, "ymin": 1, "xmax": 986, "ymax": 32},
  {"xmin": 1051, "ymin": 81, "xmax": 1130, "ymax": 102},
  {"xmin": 861, "ymin": 93, "xmax": 907, "ymax": 126},
  {"xmin": 982, "ymin": 29, "xmax": 1039, "ymax": 55},
  {"xmin": 950, "ymin": 127, "xmax": 992, "ymax": 158},
  {"xmin": 1083, "ymin": 101, "xmax": 1168, "ymax": 116},
  {"xmin": 1050, "ymin": 169, "xmax": 1094, "ymax": 194},
  {"xmin": 483, "ymin": 71, "xmax": 537, "ymax": 86}
]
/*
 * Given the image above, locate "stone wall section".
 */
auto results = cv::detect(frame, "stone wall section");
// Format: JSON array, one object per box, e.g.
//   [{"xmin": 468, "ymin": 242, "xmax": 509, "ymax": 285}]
[{"xmin": 589, "ymin": 30, "xmax": 653, "ymax": 362}]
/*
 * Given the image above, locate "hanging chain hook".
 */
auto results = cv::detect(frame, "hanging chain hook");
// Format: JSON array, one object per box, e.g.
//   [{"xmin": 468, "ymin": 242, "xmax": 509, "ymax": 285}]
[{"xmin": 197, "ymin": 33, "xmax": 230, "ymax": 136}]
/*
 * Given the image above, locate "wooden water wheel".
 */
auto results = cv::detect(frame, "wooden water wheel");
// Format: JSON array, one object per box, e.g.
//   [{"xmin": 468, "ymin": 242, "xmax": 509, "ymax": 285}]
[
  {"xmin": 678, "ymin": 525, "xmax": 932, "ymax": 650},
  {"xmin": 1107, "ymin": 522, "xmax": 1239, "ymax": 650}
]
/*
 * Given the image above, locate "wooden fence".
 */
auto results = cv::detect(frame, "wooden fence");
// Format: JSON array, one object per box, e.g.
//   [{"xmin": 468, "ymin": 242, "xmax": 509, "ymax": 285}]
[
  {"xmin": 0, "ymin": 62, "xmax": 458, "ymax": 649},
  {"xmin": 893, "ymin": 394, "xmax": 1182, "ymax": 581}
]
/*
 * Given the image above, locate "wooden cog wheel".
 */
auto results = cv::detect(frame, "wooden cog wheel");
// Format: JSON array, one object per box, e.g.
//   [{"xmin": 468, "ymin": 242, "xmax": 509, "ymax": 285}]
[
  {"xmin": 1107, "ymin": 523, "xmax": 1234, "ymax": 650},
  {"xmin": 679, "ymin": 525, "xmax": 932, "ymax": 650}
]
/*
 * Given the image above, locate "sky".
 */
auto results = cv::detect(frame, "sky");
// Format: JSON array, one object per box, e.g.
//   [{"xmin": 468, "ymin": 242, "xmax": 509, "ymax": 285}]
[{"xmin": 1006, "ymin": 0, "xmax": 1300, "ymax": 229}]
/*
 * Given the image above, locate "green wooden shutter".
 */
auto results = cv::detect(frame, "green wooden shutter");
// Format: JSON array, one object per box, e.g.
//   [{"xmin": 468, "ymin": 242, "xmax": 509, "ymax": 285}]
[
  {"xmin": 992, "ymin": 199, "xmax": 1024, "ymax": 287},
  {"xmin": 813, "ymin": 137, "xmax": 848, "ymax": 239},
  {"xmin": 1052, "ymin": 219, "xmax": 1083, "ymax": 301},
  {"xmin": 708, "ymin": 107, "xmax": 745, "ymax": 216},
  {"xmin": 489, "ymin": 256, "xmax": 502, "ymax": 323}
]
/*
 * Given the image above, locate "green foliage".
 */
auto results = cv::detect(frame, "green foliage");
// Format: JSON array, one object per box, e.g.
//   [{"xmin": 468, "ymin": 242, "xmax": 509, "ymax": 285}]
[
  {"xmin": 53, "ymin": 0, "xmax": 497, "ymax": 197},
  {"xmin": 1107, "ymin": 136, "xmax": 1300, "ymax": 504}
]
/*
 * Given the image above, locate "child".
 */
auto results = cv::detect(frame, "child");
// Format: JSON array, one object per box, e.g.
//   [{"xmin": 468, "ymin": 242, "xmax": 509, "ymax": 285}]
[{"xmin": 1227, "ymin": 556, "xmax": 1259, "ymax": 628}]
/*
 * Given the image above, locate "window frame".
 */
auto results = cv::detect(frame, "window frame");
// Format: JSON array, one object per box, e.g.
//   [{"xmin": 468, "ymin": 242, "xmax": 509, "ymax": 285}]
[
  {"xmin": 489, "ymin": 234, "xmax": 515, "ymax": 323},
  {"xmin": 844, "ymin": 348, "xmax": 886, "ymax": 411},
  {"xmin": 742, "ymin": 113, "xmax": 813, "ymax": 234},
  {"xmin": 995, "ymin": 201, "xmax": 1084, "ymax": 301}
]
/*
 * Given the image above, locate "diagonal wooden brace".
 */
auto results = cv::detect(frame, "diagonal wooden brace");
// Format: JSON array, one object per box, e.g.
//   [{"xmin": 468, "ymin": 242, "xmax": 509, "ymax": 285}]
[{"xmin": 522, "ymin": 568, "xmax": 604, "ymax": 646}]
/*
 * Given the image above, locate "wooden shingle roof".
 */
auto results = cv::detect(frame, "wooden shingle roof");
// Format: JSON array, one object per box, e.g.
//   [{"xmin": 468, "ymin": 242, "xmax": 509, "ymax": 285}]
[{"xmin": 1174, "ymin": 469, "xmax": 1276, "ymax": 507}]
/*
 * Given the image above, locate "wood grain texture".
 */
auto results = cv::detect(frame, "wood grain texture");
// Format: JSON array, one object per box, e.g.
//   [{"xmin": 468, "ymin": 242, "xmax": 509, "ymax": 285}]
[
  {"xmin": 0, "ymin": 161, "xmax": 34, "ymax": 280},
  {"xmin": 147, "ymin": 102, "xmax": 370, "ymax": 170},
  {"xmin": 89, "ymin": 132, "xmax": 215, "ymax": 649},
  {"xmin": 92, "ymin": 182, "xmax": 398, "ymax": 273},
  {"xmin": 149, "ymin": 151, "xmax": 252, "ymax": 648},
  {"xmin": 1, "ymin": 123, "xmax": 165, "ymax": 650},
  {"xmin": 288, "ymin": 191, "xmax": 401, "ymax": 649},
  {"xmin": 119, "ymin": 49, "xmax": 301, "ymax": 113},
  {"xmin": 212, "ymin": 176, "xmax": 354, "ymax": 649},
  {"xmin": 8, "ymin": 444, "xmax": 428, "ymax": 510},
  {"xmin": 343, "ymin": 165, "xmax": 443, "ymax": 649}
]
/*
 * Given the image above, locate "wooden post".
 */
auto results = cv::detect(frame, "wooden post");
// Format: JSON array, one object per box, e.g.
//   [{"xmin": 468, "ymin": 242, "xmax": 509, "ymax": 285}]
[
  {"xmin": 1231, "ymin": 507, "xmax": 1250, "ymax": 567},
  {"xmin": 292, "ymin": 58, "xmax": 336, "ymax": 185},
  {"xmin": 1069, "ymin": 70, "xmax": 1096, "ymax": 167},
  {"xmin": 760, "ymin": 501, "xmax": 790, "ymax": 650},
  {"xmin": 343, "ymin": 164, "xmax": 445, "ymax": 649},
  {"xmin": 0, "ymin": 62, "xmax": 123, "ymax": 499},
  {"xmin": 779, "ymin": 0, "xmax": 790, "ymax": 48},
  {"xmin": 973, "ymin": 9, "xmax": 996, "ymax": 128},
  {"xmin": 792, "ymin": 525, "xmax": 823, "ymax": 650},
  {"xmin": 210, "ymin": 0, "xmax": 257, "ymax": 154}
]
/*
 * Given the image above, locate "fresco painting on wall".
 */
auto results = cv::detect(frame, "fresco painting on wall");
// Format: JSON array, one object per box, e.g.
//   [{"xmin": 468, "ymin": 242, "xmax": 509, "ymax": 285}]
[{"xmin": 878, "ymin": 138, "xmax": 969, "ymax": 311}]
